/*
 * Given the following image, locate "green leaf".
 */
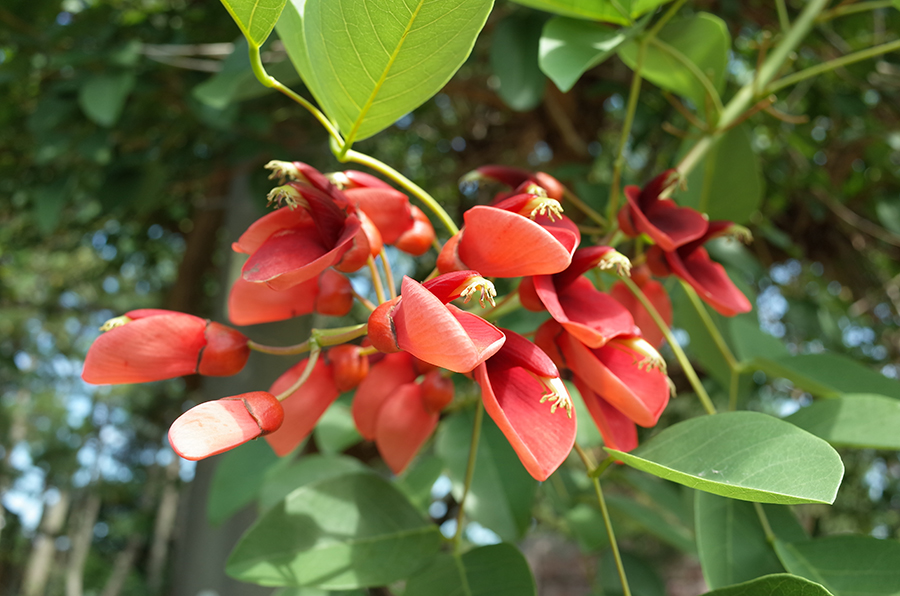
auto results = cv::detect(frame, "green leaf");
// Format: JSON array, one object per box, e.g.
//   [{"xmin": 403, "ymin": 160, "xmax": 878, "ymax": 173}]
[
  {"xmin": 606, "ymin": 494, "xmax": 696, "ymax": 553},
  {"xmin": 219, "ymin": 0, "xmax": 287, "ymax": 45},
  {"xmin": 404, "ymin": 543, "xmax": 536, "ymax": 596},
  {"xmin": 436, "ymin": 409, "xmax": 538, "ymax": 541},
  {"xmin": 568, "ymin": 380, "xmax": 603, "ymax": 447},
  {"xmin": 490, "ymin": 12, "xmax": 547, "ymax": 111},
  {"xmin": 695, "ymin": 492, "xmax": 807, "ymax": 589},
  {"xmin": 273, "ymin": 589, "xmax": 365, "ymax": 596},
  {"xmin": 208, "ymin": 439, "xmax": 279, "ymax": 525},
  {"xmin": 749, "ymin": 353, "xmax": 900, "ymax": 400},
  {"xmin": 892, "ymin": 0, "xmax": 900, "ymax": 12},
  {"xmin": 510, "ymin": 0, "xmax": 672, "ymax": 25},
  {"xmin": 258, "ymin": 454, "xmax": 368, "ymax": 512},
  {"xmin": 785, "ymin": 394, "xmax": 900, "ymax": 450},
  {"xmin": 598, "ymin": 550, "xmax": 666, "ymax": 596},
  {"xmin": 702, "ymin": 574, "xmax": 835, "ymax": 596},
  {"xmin": 618, "ymin": 13, "xmax": 729, "ymax": 108},
  {"xmin": 565, "ymin": 504, "xmax": 609, "ymax": 552},
  {"xmin": 539, "ymin": 17, "xmax": 638, "ymax": 93},
  {"xmin": 606, "ymin": 411, "xmax": 844, "ymax": 505},
  {"xmin": 228, "ymin": 473, "xmax": 441, "ymax": 588},
  {"xmin": 774, "ymin": 536, "xmax": 900, "ymax": 596},
  {"xmin": 680, "ymin": 125, "xmax": 763, "ymax": 223},
  {"xmin": 314, "ymin": 401, "xmax": 362, "ymax": 454},
  {"xmin": 395, "ymin": 454, "xmax": 444, "ymax": 515},
  {"xmin": 295, "ymin": 0, "xmax": 493, "ymax": 145},
  {"xmin": 729, "ymin": 315, "xmax": 789, "ymax": 363},
  {"xmin": 32, "ymin": 180, "xmax": 69, "ymax": 236},
  {"xmin": 671, "ymin": 282, "xmax": 736, "ymax": 388},
  {"xmin": 78, "ymin": 73, "xmax": 136, "ymax": 127}
]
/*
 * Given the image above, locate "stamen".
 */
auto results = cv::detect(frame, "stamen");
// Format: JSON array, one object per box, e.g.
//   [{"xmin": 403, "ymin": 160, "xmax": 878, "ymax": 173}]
[
  {"xmin": 521, "ymin": 197, "xmax": 564, "ymax": 222},
  {"xmin": 538, "ymin": 376, "xmax": 573, "ymax": 418},
  {"xmin": 597, "ymin": 250, "xmax": 633, "ymax": 277},
  {"xmin": 617, "ymin": 337, "xmax": 668, "ymax": 375},
  {"xmin": 266, "ymin": 185, "xmax": 309, "ymax": 211},
  {"xmin": 264, "ymin": 160, "xmax": 301, "ymax": 184},
  {"xmin": 668, "ymin": 377, "xmax": 677, "ymax": 398},
  {"xmin": 325, "ymin": 172, "xmax": 352, "ymax": 190},
  {"xmin": 100, "ymin": 315, "xmax": 132, "ymax": 332},
  {"xmin": 725, "ymin": 224, "xmax": 753, "ymax": 244},
  {"xmin": 456, "ymin": 276, "xmax": 497, "ymax": 308},
  {"xmin": 522, "ymin": 183, "xmax": 548, "ymax": 198}
]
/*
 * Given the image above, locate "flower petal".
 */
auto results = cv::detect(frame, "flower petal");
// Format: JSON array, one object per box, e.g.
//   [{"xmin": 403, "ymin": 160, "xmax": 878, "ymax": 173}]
[
  {"xmin": 228, "ymin": 276, "xmax": 318, "ymax": 326},
  {"xmin": 375, "ymin": 384, "xmax": 438, "ymax": 474},
  {"xmin": 643, "ymin": 200, "xmax": 710, "ymax": 252},
  {"xmin": 536, "ymin": 276, "xmax": 636, "ymax": 348},
  {"xmin": 352, "ymin": 352, "xmax": 418, "ymax": 440},
  {"xmin": 668, "ymin": 246, "xmax": 752, "ymax": 316},
  {"xmin": 232, "ymin": 207, "xmax": 313, "ymax": 255},
  {"xmin": 82, "ymin": 313, "xmax": 207, "ymax": 384},
  {"xmin": 609, "ymin": 275, "xmax": 672, "ymax": 348},
  {"xmin": 345, "ymin": 187, "xmax": 413, "ymax": 245},
  {"xmin": 572, "ymin": 377, "xmax": 638, "ymax": 452},
  {"xmin": 265, "ymin": 358, "xmax": 339, "ymax": 457}
]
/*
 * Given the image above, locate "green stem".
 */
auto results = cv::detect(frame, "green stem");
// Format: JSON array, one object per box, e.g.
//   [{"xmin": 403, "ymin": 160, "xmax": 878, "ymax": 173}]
[
  {"xmin": 248, "ymin": 323, "xmax": 369, "ymax": 356},
  {"xmin": 767, "ymin": 39, "xmax": 900, "ymax": 94},
  {"xmin": 818, "ymin": 0, "xmax": 894, "ymax": 22},
  {"xmin": 334, "ymin": 142, "xmax": 460, "ymax": 236},
  {"xmin": 607, "ymin": 42, "xmax": 645, "ymax": 224},
  {"xmin": 677, "ymin": 0, "xmax": 830, "ymax": 177},
  {"xmin": 619, "ymin": 276, "xmax": 717, "ymax": 415},
  {"xmin": 453, "ymin": 403, "xmax": 484, "ymax": 553},
  {"xmin": 753, "ymin": 502, "xmax": 776, "ymax": 543},
  {"xmin": 367, "ymin": 256, "xmax": 387, "ymax": 305},
  {"xmin": 775, "ymin": 0, "xmax": 790, "ymax": 32},
  {"xmin": 248, "ymin": 44, "xmax": 344, "ymax": 145},
  {"xmin": 645, "ymin": 0, "xmax": 689, "ymax": 39},
  {"xmin": 573, "ymin": 443, "xmax": 631, "ymax": 596},
  {"xmin": 273, "ymin": 347, "xmax": 320, "ymax": 401},
  {"xmin": 681, "ymin": 283, "xmax": 740, "ymax": 372},
  {"xmin": 380, "ymin": 248, "xmax": 398, "ymax": 300}
]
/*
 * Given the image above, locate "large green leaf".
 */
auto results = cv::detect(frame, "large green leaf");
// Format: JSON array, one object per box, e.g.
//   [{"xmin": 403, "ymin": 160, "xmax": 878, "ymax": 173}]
[
  {"xmin": 729, "ymin": 315, "xmax": 789, "ymax": 363},
  {"xmin": 227, "ymin": 473, "xmax": 441, "ymax": 588},
  {"xmin": 395, "ymin": 454, "xmax": 444, "ymax": 515},
  {"xmin": 702, "ymin": 574, "xmax": 834, "ymax": 596},
  {"xmin": 539, "ymin": 17, "xmax": 644, "ymax": 93},
  {"xmin": 606, "ymin": 494, "xmax": 696, "ymax": 553},
  {"xmin": 219, "ymin": 0, "xmax": 287, "ymax": 45},
  {"xmin": 510, "ymin": 0, "xmax": 672, "ymax": 25},
  {"xmin": 785, "ymin": 394, "xmax": 900, "ymax": 450},
  {"xmin": 208, "ymin": 439, "xmax": 279, "ymax": 525},
  {"xmin": 618, "ymin": 13, "xmax": 729, "ymax": 108},
  {"xmin": 606, "ymin": 411, "xmax": 844, "ymax": 505},
  {"xmin": 436, "ymin": 410, "xmax": 538, "ymax": 541},
  {"xmin": 314, "ymin": 401, "xmax": 362, "ymax": 454},
  {"xmin": 258, "ymin": 454, "xmax": 369, "ymax": 511},
  {"xmin": 292, "ymin": 0, "xmax": 493, "ymax": 145},
  {"xmin": 775, "ymin": 536, "xmax": 900, "ymax": 596},
  {"xmin": 273, "ymin": 589, "xmax": 365, "ymax": 596},
  {"xmin": 680, "ymin": 125, "xmax": 763, "ymax": 223},
  {"xmin": 78, "ymin": 73, "xmax": 136, "ymax": 127},
  {"xmin": 749, "ymin": 353, "xmax": 900, "ymax": 400},
  {"xmin": 490, "ymin": 12, "xmax": 547, "ymax": 111},
  {"xmin": 404, "ymin": 543, "xmax": 536, "ymax": 596},
  {"xmin": 598, "ymin": 550, "xmax": 666, "ymax": 596},
  {"xmin": 695, "ymin": 492, "xmax": 807, "ymax": 589}
]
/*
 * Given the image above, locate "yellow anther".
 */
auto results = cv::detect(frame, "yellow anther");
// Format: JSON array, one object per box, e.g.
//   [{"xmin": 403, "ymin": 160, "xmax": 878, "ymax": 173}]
[
  {"xmin": 325, "ymin": 172, "xmax": 352, "ymax": 190},
  {"xmin": 617, "ymin": 337, "xmax": 668, "ymax": 375},
  {"xmin": 597, "ymin": 250, "xmax": 633, "ymax": 277},
  {"xmin": 521, "ymin": 197, "xmax": 564, "ymax": 222},
  {"xmin": 522, "ymin": 183, "xmax": 548, "ymax": 198},
  {"xmin": 456, "ymin": 276, "xmax": 497, "ymax": 308},
  {"xmin": 266, "ymin": 185, "xmax": 309, "ymax": 211},
  {"xmin": 539, "ymin": 376, "xmax": 573, "ymax": 418},
  {"xmin": 264, "ymin": 160, "xmax": 301, "ymax": 184},
  {"xmin": 100, "ymin": 316, "xmax": 132, "ymax": 332}
]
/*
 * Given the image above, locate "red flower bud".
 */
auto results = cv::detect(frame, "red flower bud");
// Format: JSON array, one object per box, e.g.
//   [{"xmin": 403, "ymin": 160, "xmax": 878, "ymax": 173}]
[
  {"xmin": 394, "ymin": 206, "xmax": 435, "ymax": 256},
  {"xmin": 328, "ymin": 345, "xmax": 370, "ymax": 392},
  {"xmin": 315, "ymin": 269, "xmax": 354, "ymax": 317},
  {"xmin": 198, "ymin": 322, "xmax": 251, "ymax": 376},
  {"xmin": 420, "ymin": 371, "xmax": 454, "ymax": 413}
]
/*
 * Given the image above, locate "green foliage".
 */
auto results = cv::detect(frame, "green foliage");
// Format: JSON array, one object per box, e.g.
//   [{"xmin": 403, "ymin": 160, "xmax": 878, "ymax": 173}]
[
  {"xmin": 208, "ymin": 439, "xmax": 280, "ymax": 525},
  {"xmin": 490, "ymin": 11, "xmax": 547, "ymax": 111},
  {"xmin": 404, "ymin": 543, "xmax": 537, "ymax": 596},
  {"xmin": 77, "ymin": 73, "xmax": 136, "ymax": 127},
  {"xmin": 702, "ymin": 574, "xmax": 834, "ymax": 596},
  {"xmin": 751, "ymin": 353, "xmax": 900, "ymax": 400},
  {"xmin": 227, "ymin": 473, "xmax": 442, "ymax": 588},
  {"xmin": 219, "ymin": 0, "xmax": 288, "ymax": 45},
  {"xmin": 509, "ymin": 0, "xmax": 672, "ymax": 25},
  {"xmin": 607, "ymin": 412, "xmax": 844, "ymax": 504},
  {"xmin": 785, "ymin": 394, "xmax": 900, "ymax": 450},
  {"xmin": 257, "ymin": 454, "xmax": 368, "ymax": 512}
]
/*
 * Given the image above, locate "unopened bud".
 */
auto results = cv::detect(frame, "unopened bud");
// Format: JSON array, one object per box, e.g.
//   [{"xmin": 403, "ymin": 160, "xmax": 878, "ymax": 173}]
[
  {"xmin": 328, "ymin": 345, "xmax": 370, "ymax": 392},
  {"xmin": 421, "ymin": 371, "xmax": 454, "ymax": 413}
]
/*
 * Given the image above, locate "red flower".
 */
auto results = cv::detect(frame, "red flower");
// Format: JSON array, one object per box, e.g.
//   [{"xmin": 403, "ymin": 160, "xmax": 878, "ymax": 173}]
[
  {"xmin": 352, "ymin": 353, "xmax": 453, "ymax": 473},
  {"xmin": 463, "ymin": 165, "xmax": 565, "ymax": 201},
  {"xmin": 169, "ymin": 392, "xmax": 284, "ymax": 461},
  {"xmin": 647, "ymin": 220, "xmax": 752, "ymax": 316},
  {"xmin": 617, "ymin": 169, "xmax": 709, "ymax": 252},
  {"xmin": 393, "ymin": 206, "xmax": 436, "ymax": 257},
  {"xmin": 82, "ymin": 310, "xmax": 249, "ymax": 385},
  {"xmin": 233, "ymin": 183, "xmax": 368, "ymax": 291},
  {"xmin": 519, "ymin": 246, "xmax": 638, "ymax": 348},
  {"xmin": 570, "ymin": 378, "xmax": 638, "ymax": 452},
  {"xmin": 368, "ymin": 272, "xmax": 505, "ymax": 373},
  {"xmin": 474, "ymin": 330, "xmax": 576, "ymax": 481},
  {"xmin": 264, "ymin": 357, "xmax": 339, "ymax": 457},
  {"xmin": 227, "ymin": 269, "xmax": 353, "ymax": 326},
  {"xmin": 438, "ymin": 192, "xmax": 580, "ymax": 277},
  {"xmin": 609, "ymin": 265, "xmax": 672, "ymax": 348}
]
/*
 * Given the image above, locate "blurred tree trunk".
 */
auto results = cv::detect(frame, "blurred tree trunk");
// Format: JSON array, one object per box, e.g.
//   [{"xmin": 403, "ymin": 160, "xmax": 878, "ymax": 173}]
[
  {"xmin": 147, "ymin": 458, "xmax": 181, "ymax": 593},
  {"xmin": 98, "ymin": 535, "xmax": 144, "ymax": 596},
  {"xmin": 21, "ymin": 490, "xmax": 69, "ymax": 596},
  {"xmin": 64, "ymin": 492, "xmax": 101, "ymax": 596}
]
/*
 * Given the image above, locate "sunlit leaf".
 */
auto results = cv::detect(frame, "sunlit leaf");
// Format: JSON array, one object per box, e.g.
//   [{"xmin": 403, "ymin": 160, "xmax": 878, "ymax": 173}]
[
  {"xmin": 219, "ymin": 0, "xmax": 287, "ymax": 45},
  {"xmin": 606, "ymin": 411, "xmax": 844, "ymax": 504},
  {"xmin": 404, "ymin": 543, "xmax": 536, "ymax": 596},
  {"xmin": 750, "ymin": 353, "xmax": 900, "ymax": 400},
  {"xmin": 702, "ymin": 574, "xmax": 834, "ymax": 596},
  {"xmin": 785, "ymin": 394, "xmax": 900, "ymax": 450},
  {"xmin": 258, "ymin": 454, "xmax": 368, "ymax": 512},
  {"xmin": 208, "ymin": 439, "xmax": 279, "ymax": 525},
  {"xmin": 510, "ymin": 0, "xmax": 672, "ymax": 25}
]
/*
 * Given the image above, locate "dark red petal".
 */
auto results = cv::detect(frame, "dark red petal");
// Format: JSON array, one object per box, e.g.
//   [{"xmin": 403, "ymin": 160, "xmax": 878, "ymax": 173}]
[
  {"xmin": 547, "ymin": 277, "xmax": 637, "ymax": 348},
  {"xmin": 169, "ymin": 392, "xmax": 283, "ymax": 461},
  {"xmin": 198, "ymin": 322, "xmax": 249, "ymax": 376},
  {"xmin": 265, "ymin": 358, "xmax": 339, "ymax": 457},
  {"xmin": 477, "ymin": 364, "xmax": 576, "ymax": 481},
  {"xmin": 490, "ymin": 328, "xmax": 558, "ymax": 378},
  {"xmin": 352, "ymin": 352, "xmax": 417, "ymax": 440},
  {"xmin": 642, "ymin": 200, "xmax": 709, "ymax": 252},
  {"xmin": 422, "ymin": 270, "xmax": 483, "ymax": 304},
  {"xmin": 82, "ymin": 313, "xmax": 207, "ymax": 384},
  {"xmin": 572, "ymin": 377, "xmax": 638, "ymax": 452},
  {"xmin": 668, "ymin": 246, "xmax": 752, "ymax": 316},
  {"xmin": 375, "ymin": 384, "xmax": 438, "ymax": 474}
]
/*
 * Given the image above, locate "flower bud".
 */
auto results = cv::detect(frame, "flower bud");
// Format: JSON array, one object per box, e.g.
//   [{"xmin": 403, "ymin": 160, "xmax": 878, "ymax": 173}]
[
  {"xmin": 315, "ymin": 269, "xmax": 354, "ymax": 317},
  {"xmin": 328, "ymin": 345, "xmax": 370, "ymax": 392},
  {"xmin": 367, "ymin": 298, "xmax": 401, "ymax": 353},
  {"xmin": 420, "ymin": 371, "xmax": 454, "ymax": 413},
  {"xmin": 198, "ymin": 322, "xmax": 251, "ymax": 376}
]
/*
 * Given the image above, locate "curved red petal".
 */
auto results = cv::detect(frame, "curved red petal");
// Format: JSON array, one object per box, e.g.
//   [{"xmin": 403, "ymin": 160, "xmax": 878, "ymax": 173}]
[
  {"xmin": 556, "ymin": 278, "xmax": 637, "ymax": 348},
  {"xmin": 477, "ymin": 364, "xmax": 576, "ymax": 481},
  {"xmin": 609, "ymin": 277, "xmax": 672, "ymax": 348},
  {"xmin": 490, "ymin": 328, "xmax": 558, "ymax": 378},
  {"xmin": 668, "ymin": 247, "xmax": 752, "ymax": 316},
  {"xmin": 228, "ymin": 276, "xmax": 318, "ymax": 326},
  {"xmin": 436, "ymin": 231, "xmax": 465, "ymax": 273},
  {"xmin": 233, "ymin": 207, "xmax": 313, "ymax": 255},
  {"xmin": 375, "ymin": 384, "xmax": 438, "ymax": 475},
  {"xmin": 352, "ymin": 352, "xmax": 417, "ymax": 440},
  {"xmin": 394, "ymin": 206, "xmax": 435, "ymax": 256},
  {"xmin": 572, "ymin": 377, "xmax": 638, "ymax": 452},
  {"xmin": 169, "ymin": 394, "xmax": 276, "ymax": 461},
  {"xmin": 265, "ymin": 358, "xmax": 339, "ymax": 457},
  {"xmin": 345, "ymin": 187, "xmax": 413, "ymax": 245},
  {"xmin": 643, "ymin": 201, "xmax": 709, "ymax": 252},
  {"xmin": 458, "ymin": 206, "xmax": 575, "ymax": 277},
  {"xmin": 82, "ymin": 313, "xmax": 207, "ymax": 384}
]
